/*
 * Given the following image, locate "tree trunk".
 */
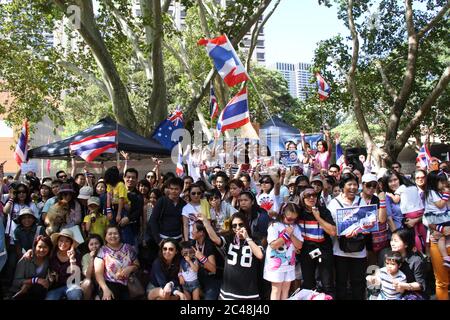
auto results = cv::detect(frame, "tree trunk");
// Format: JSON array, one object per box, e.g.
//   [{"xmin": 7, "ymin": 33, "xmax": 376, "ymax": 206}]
[{"xmin": 146, "ymin": 0, "xmax": 168, "ymax": 135}]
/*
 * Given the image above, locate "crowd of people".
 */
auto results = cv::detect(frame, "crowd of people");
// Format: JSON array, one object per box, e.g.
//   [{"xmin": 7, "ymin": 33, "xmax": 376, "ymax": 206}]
[{"xmin": 0, "ymin": 133, "xmax": 449, "ymax": 301}]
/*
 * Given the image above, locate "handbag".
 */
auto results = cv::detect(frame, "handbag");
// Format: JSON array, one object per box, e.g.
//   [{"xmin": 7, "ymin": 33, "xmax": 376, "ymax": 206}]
[
  {"xmin": 338, "ymin": 234, "xmax": 365, "ymax": 253},
  {"xmin": 127, "ymin": 272, "xmax": 145, "ymax": 299}
]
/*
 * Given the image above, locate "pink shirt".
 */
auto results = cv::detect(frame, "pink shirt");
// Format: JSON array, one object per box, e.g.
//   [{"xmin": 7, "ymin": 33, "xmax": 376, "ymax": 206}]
[{"xmin": 313, "ymin": 151, "xmax": 330, "ymax": 175}]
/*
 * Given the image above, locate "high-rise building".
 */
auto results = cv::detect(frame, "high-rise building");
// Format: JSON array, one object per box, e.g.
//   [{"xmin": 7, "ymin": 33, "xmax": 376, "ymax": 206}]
[{"xmin": 270, "ymin": 62, "xmax": 314, "ymax": 100}]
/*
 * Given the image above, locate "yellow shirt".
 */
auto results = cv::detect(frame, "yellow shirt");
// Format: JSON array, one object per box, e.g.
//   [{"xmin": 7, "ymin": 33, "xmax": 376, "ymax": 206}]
[
  {"xmin": 83, "ymin": 214, "xmax": 109, "ymax": 240},
  {"xmin": 107, "ymin": 181, "xmax": 129, "ymax": 205}
]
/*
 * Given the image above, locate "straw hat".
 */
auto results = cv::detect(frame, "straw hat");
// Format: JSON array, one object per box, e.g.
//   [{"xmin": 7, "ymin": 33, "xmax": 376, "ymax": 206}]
[{"xmin": 50, "ymin": 228, "xmax": 79, "ymax": 248}]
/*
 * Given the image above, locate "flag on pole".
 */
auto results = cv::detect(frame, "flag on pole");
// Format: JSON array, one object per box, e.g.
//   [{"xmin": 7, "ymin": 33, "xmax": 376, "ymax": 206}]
[
  {"xmin": 14, "ymin": 119, "xmax": 29, "ymax": 166},
  {"xmin": 152, "ymin": 106, "xmax": 184, "ymax": 150},
  {"xmin": 176, "ymin": 142, "xmax": 184, "ymax": 177},
  {"xmin": 216, "ymin": 87, "xmax": 250, "ymax": 134},
  {"xmin": 316, "ymin": 73, "xmax": 331, "ymax": 101},
  {"xmin": 210, "ymin": 84, "xmax": 220, "ymax": 120},
  {"xmin": 416, "ymin": 144, "xmax": 431, "ymax": 169},
  {"xmin": 336, "ymin": 139, "xmax": 346, "ymax": 170},
  {"xmin": 69, "ymin": 131, "xmax": 117, "ymax": 162},
  {"xmin": 198, "ymin": 34, "xmax": 249, "ymax": 87}
]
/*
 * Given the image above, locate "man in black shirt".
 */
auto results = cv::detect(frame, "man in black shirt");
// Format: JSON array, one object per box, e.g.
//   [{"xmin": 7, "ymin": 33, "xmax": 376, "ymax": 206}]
[
  {"xmin": 149, "ymin": 177, "xmax": 186, "ymax": 244},
  {"xmin": 123, "ymin": 168, "xmax": 144, "ymax": 251}
]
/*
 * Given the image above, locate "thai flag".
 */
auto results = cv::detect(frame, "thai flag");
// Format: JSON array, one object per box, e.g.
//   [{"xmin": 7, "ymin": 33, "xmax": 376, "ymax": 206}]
[
  {"xmin": 14, "ymin": 119, "xmax": 29, "ymax": 166},
  {"xmin": 69, "ymin": 130, "xmax": 117, "ymax": 162},
  {"xmin": 176, "ymin": 142, "xmax": 184, "ymax": 177},
  {"xmin": 210, "ymin": 84, "xmax": 220, "ymax": 120},
  {"xmin": 198, "ymin": 34, "xmax": 249, "ymax": 87},
  {"xmin": 216, "ymin": 87, "xmax": 250, "ymax": 134},
  {"xmin": 336, "ymin": 140, "xmax": 346, "ymax": 170},
  {"xmin": 416, "ymin": 144, "xmax": 431, "ymax": 169},
  {"xmin": 316, "ymin": 73, "xmax": 331, "ymax": 101}
]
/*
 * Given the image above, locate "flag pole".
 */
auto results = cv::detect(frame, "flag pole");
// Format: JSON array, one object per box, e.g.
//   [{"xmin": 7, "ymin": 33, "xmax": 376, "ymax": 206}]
[
  {"xmin": 247, "ymin": 77, "xmax": 276, "ymax": 127},
  {"xmin": 115, "ymin": 120, "xmax": 119, "ymax": 167}
]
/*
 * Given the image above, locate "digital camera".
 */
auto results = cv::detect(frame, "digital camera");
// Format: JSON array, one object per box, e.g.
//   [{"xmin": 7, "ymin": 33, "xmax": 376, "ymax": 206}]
[{"xmin": 309, "ymin": 248, "xmax": 322, "ymax": 259}]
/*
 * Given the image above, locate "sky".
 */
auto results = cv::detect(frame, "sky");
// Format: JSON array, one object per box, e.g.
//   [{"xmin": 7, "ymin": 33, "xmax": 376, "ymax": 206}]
[{"xmin": 264, "ymin": 0, "xmax": 349, "ymax": 66}]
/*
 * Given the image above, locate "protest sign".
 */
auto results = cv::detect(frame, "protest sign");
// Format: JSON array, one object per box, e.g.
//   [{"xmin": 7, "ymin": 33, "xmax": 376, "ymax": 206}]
[{"xmin": 336, "ymin": 204, "xmax": 379, "ymax": 236}]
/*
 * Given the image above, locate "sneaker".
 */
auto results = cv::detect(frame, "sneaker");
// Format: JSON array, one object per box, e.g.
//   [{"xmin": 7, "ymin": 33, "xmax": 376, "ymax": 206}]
[{"xmin": 444, "ymin": 257, "xmax": 450, "ymax": 268}]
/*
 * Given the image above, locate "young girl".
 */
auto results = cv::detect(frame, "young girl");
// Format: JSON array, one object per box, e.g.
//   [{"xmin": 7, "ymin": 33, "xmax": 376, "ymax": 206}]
[
  {"xmin": 264, "ymin": 203, "xmax": 303, "ymax": 300},
  {"xmin": 82, "ymin": 197, "xmax": 108, "ymax": 241},
  {"xmin": 424, "ymin": 171, "xmax": 450, "ymax": 268},
  {"xmin": 206, "ymin": 189, "xmax": 237, "ymax": 234},
  {"xmin": 178, "ymin": 241, "xmax": 200, "ymax": 300},
  {"xmin": 81, "ymin": 234, "xmax": 103, "ymax": 300},
  {"xmin": 386, "ymin": 171, "xmax": 426, "ymax": 252}
]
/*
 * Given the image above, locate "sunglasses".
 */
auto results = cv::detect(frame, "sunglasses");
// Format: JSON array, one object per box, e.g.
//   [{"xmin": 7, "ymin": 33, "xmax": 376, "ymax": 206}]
[
  {"xmin": 260, "ymin": 181, "xmax": 271, "ymax": 184},
  {"xmin": 17, "ymin": 190, "xmax": 27, "ymax": 194},
  {"xmin": 162, "ymin": 247, "xmax": 175, "ymax": 252},
  {"xmin": 190, "ymin": 192, "xmax": 202, "ymax": 196},
  {"xmin": 232, "ymin": 223, "xmax": 245, "ymax": 229},
  {"xmin": 304, "ymin": 193, "xmax": 316, "ymax": 199},
  {"xmin": 58, "ymin": 175, "xmax": 67, "ymax": 179},
  {"xmin": 365, "ymin": 182, "xmax": 378, "ymax": 189}
]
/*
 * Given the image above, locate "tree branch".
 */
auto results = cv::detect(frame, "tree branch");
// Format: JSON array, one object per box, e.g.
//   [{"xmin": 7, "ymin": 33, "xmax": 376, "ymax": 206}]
[
  {"xmin": 346, "ymin": 0, "xmax": 375, "ymax": 152},
  {"xmin": 104, "ymin": 0, "xmax": 151, "ymax": 79},
  {"xmin": 396, "ymin": 65, "xmax": 450, "ymax": 151},
  {"xmin": 385, "ymin": 0, "xmax": 419, "ymax": 143},
  {"xmin": 162, "ymin": 0, "xmax": 171, "ymax": 13},
  {"xmin": 197, "ymin": 0, "xmax": 211, "ymax": 38},
  {"xmin": 417, "ymin": 2, "xmax": 450, "ymax": 40},
  {"xmin": 375, "ymin": 60, "xmax": 398, "ymax": 102},
  {"xmin": 56, "ymin": 60, "xmax": 109, "ymax": 96},
  {"xmin": 246, "ymin": 0, "xmax": 281, "ymax": 72},
  {"xmin": 52, "ymin": 0, "xmax": 138, "ymax": 130}
]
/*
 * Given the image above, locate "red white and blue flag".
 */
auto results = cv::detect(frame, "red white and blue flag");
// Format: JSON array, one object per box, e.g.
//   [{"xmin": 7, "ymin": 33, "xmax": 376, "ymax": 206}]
[
  {"xmin": 14, "ymin": 119, "xmax": 29, "ymax": 166},
  {"xmin": 216, "ymin": 87, "xmax": 250, "ymax": 134},
  {"xmin": 416, "ymin": 144, "xmax": 431, "ymax": 169},
  {"xmin": 316, "ymin": 73, "xmax": 331, "ymax": 101},
  {"xmin": 198, "ymin": 35, "xmax": 249, "ymax": 87},
  {"xmin": 176, "ymin": 142, "xmax": 184, "ymax": 177},
  {"xmin": 69, "ymin": 130, "xmax": 117, "ymax": 162},
  {"xmin": 336, "ymin": 139, "xmax": 346, "ymax": 170},
  {"xmin": 210, "ymin": 84, "xmax": 220, "ymax": 120}
]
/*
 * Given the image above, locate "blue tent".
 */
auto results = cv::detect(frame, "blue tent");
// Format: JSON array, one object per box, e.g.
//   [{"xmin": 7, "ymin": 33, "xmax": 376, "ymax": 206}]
[{"xmin": 260, "ymin": 117, "xmax": 324, "ymax": 154}]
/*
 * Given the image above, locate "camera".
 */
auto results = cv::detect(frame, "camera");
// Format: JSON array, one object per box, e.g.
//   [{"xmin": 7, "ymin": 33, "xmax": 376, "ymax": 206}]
[
  {"xmin": 309, "ymin": 248, "xmax": 322, "ymax": 260},
  {"xmin": 90, "ymin": 213, "xmax": 97, "ymax": 223}
]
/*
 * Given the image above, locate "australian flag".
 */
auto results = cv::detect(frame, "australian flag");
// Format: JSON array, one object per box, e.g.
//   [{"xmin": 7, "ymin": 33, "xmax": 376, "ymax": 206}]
[
  {"xmin": 198, "ymin": 34, "xmax": 249, "ymax": 87},
  {"xmin": 152, "ymin": 106, "xmax": 184, "ymax": 150}
]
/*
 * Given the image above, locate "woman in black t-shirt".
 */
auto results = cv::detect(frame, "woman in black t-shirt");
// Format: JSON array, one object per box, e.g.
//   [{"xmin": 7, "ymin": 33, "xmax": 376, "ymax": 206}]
[
  {"xmin": 200, "ymin": 212, "xmax": 264, "ymax": 300},
  {"xmin": 298, "ymin": 188, "xmax": 336, "ymax": 296}
]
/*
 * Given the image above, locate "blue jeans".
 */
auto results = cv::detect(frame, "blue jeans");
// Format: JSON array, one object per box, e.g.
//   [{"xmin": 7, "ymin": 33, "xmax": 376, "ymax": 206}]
[
  {"xmin": 199, "ymin": 275, "xmax": 221, "ymax": 300},
  {"xmin": 46, "ymin": 285, "xmax": 83, "ymax": 300}
]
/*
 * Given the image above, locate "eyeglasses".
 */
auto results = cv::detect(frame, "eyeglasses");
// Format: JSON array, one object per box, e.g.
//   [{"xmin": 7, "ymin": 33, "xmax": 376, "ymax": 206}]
[
  {"xmin": 365, "ymin": 182, "xmax": 378, "ymax": 189},
  {"xmin": 162, "ymin": 247, "xmax": 175, "ymax": 252},
  {"xmin": 232, "ymin": 223, "xmax": 244, "ymax": 229},
  {"xmin": 190, "ymin": 192, "xmax": 202, "ymax": 196},
  {"xmin": 304, "ymin": 193, "xmax": 316, "ymax": 199}
]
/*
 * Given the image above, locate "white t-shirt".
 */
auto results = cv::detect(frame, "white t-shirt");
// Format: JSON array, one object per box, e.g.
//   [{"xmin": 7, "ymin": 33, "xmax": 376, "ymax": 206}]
[
  {"xmin": 395, "ymin": 185, "xmax": 424, "ymax": 214},
  {"xmin": 210, "ymin": 202, "xmax": 238, "ymax": 232},
  {"xmin": 425, "ymin": 191, "xmax": 448, "ymax": 215},
  {"xmin": 264, "ymin": 222, "xmax": 303, "ymax": 273},
  {"xmin": 257, "ymin": 190, "xmax": 280, "ymax": 214},
  {"xmin": 182, "ymin": 203, "xmax": 201, "ymax": 240},
  {"xmin": 327, "ymin": 195, "xmax": 367, "ymax": 258}
]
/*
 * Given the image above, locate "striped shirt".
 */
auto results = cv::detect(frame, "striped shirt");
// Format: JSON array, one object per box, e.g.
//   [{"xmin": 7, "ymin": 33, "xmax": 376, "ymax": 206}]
[{"xmin": 378, "ymin": 267, "xmax": 407, "ymax": 300}]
